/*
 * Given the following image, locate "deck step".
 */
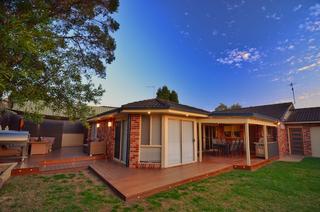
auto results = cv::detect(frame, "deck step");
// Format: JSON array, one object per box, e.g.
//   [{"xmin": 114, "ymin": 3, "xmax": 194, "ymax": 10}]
[{"xmin": 39, "ymin": 155, "xmax": 106, "ymax": 166}]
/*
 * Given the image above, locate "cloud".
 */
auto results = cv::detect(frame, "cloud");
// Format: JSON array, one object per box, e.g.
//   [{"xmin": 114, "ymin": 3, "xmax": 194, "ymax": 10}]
[
  {"xmin": 212, "ymin": 30, "xmax": 218, "ymax": 36},
  {"xmin": 217, "ymin": 48, "xmax": 261, "ymax": 67},
  {"xmin": 266, "ymin": 13, "xmax": 281, "ymax": 21},
  {"xmin": 297, "ymin": 60, "xmax": 320, "ymax": 72},
  {"xmin": 300, "ymin": 4, "xmax": 320, "ymax": 32},
  {"xmin": 293, "ymin": 4, "xmax": 302, "ymax": 12},
  {"xmin": 310, "ymin": 4, "xmax": 320, "ymax": 17}
]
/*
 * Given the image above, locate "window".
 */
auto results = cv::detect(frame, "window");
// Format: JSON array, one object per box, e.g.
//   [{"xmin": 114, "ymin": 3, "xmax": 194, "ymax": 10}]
[
  {"xmin": 224, "ymin": 126, "xmax": 232, "ymax": 137},
  {"xmin": 91, "ymin": 123, "xmax": 97, "ymax": 140},
  {"xmin": 140, "ymin": 115, "xmax": 162, "ymax": 146},
  {"xmin": 141, "ymin": 115, "xmax": 150, "ymax": 145},
  {"xmin": 224, "ymin": 125, "xmax": 241, "ymax": 138}
]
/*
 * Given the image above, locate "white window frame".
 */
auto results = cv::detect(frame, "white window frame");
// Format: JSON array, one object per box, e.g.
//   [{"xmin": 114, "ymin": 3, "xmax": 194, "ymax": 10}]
[{"xmin": 140, "ymin": 115, "xmax": 162, "ymax": 147}]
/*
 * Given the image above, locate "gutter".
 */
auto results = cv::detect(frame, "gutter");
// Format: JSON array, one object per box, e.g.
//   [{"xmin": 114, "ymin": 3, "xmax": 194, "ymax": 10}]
[{"xmin": 285, "ymin": 121, "xmax": 320, "ymax": 124}]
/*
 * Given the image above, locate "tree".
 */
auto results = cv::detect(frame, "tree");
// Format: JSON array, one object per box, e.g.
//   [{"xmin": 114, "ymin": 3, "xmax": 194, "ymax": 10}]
[
  {"xmin": 0, "ymin": 0, "xmax": 119, "ymax": 123},
  {"xmin": 229, "ymin": 103, "xmax": 242, "ymax": 110},
  {"xmin": 170, "ymin": 90, "xmax": 179, "ymax": 103},
  {"xmin": 156, "ymin": 86, "xmax": 179, "ymax": 103},
  {"xmin": 156, "ymin": 86, "xmax": 171, "ymax": 101},
  {"xmin": 214, "ymin": 103, "xmax": 242, "ymax": 111},
  {"xmin": 215, "ymin": 103, "xmax": 228, "ymax": 111}
]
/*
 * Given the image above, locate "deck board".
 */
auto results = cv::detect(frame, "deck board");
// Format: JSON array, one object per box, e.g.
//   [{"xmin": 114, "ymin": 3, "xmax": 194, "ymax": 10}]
[{"xmin": 89, "ymin": 160, "xmax": 234, "ymax": 201}]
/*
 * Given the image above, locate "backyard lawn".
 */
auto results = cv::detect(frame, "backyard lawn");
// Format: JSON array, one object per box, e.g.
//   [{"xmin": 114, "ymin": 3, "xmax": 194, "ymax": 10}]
[{"xmin": 0, "ymin": 158, "xmax": 320, "ymax": 212}]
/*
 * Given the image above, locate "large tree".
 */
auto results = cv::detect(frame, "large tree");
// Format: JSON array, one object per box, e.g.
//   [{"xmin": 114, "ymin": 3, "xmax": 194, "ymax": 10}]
[
  {"xmin": 156, "ymin": 86, "xmax": 179, "ymax": 103},
  {"xmin": 0, "ymin": 0, "xmax": 119, "ymax": 123}
]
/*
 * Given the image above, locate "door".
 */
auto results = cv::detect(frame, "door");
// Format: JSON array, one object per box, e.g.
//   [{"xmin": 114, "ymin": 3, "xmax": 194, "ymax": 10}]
[
  {"xmin": 182, "ymin": 121, "xmax": 194, "ymax": 163},
  {"xmin": 168, "ymin": 119, "xmax": 181, "ymax": 166},
  {"xmin": 120, "ymin": 120, "xmax": 128, "ymax": 162},
  {"xmin": 311, "ymin": 127, "xmax": 320, "ymax": 157},
  {"xmin": 289, "ymin": 128, "xmax": 304, "ymax": 155},
  {"xmin": 114, "ymin": 121, "xmax": 121, "ymax": 160}
]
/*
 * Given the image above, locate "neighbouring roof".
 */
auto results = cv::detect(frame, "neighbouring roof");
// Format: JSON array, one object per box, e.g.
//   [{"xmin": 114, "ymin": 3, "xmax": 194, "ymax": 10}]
[
  {"xmin": 286, "ymin": 107, "xmax": 320, "ymax": 123},
  {"xmin": 121, "ymin": 98, "xmax": 210, "ymax": 115},
  {"xmin": 210, "ymin": 102, "xmax": 293, "ymax": 121},
  {"xmin": 2, "ymin": 100, "xmax": 116, "ymax": 118}
]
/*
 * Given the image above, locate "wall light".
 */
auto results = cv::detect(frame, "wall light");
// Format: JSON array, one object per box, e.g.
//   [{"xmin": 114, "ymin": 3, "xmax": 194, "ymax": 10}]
[
  {"xmin": 147, "ymin": 111, "xmax": 151, "ymax": 115},
  {"xmin": 186, "ymin": 114, "xmax": 189, "ymax": 117},
  {"xmin": 96, "ymin": 123, "xmax": 100, "ymax": 128},
  {"xmin": 107, "ymin": 121, "xmax": 112, "ymax": 128}
]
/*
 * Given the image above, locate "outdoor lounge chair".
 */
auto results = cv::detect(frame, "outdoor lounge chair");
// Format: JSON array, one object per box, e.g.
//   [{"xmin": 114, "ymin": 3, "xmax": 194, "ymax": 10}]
[{"xmin": 83, "ymin": 140, "xmax": 106, "ymax": 156}]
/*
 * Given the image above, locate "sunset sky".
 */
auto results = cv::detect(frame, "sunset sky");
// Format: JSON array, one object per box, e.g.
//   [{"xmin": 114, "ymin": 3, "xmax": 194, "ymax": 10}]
[{"xmin": 93, "ymin": 0, "xmax": 320, "ymax": 110}]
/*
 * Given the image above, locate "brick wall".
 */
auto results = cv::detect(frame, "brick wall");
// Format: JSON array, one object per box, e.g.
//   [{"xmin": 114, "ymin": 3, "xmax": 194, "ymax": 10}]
[
  {"xmin": 302, "ymin": 126, "xmax": 312, "ymax": 156},
  {"xmin": 128, "ymin": 114, "xmax": 141, "ymax": 168},
  {"xmin": 93, "ymin": 118, "xmax": 115, "ymax": 159},
  {"xmin": 277, "ymin": 124, "xmax": 289, "ymax": 157}
]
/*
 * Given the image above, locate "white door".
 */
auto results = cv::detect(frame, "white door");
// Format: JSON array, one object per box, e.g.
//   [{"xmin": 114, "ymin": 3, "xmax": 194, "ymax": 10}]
[
  {"xmin": 181, "ymin": 121, "xmax": 194, "ymax": 163},
  {"xmin": 168, "ymin": 119, "xmax": 181, "ymax": 165},
  {"xmin": 311, "ymin": 127, "xmax": 320, "ymax": 157}
]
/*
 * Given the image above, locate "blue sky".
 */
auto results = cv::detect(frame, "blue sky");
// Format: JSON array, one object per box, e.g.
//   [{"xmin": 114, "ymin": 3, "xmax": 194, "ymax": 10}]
[{"xmin": 93, "ymin": 0, "xmax": 320, "ymax": 110}]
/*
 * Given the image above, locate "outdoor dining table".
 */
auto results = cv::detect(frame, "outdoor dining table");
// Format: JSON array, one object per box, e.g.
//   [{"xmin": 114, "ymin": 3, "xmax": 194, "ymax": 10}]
[{"xmin": 211, "ymin": 143, "xmax": 230, "ymax": 155}]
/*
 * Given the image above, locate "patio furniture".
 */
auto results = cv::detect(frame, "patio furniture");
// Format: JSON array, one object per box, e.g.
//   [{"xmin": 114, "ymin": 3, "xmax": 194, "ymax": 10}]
[
  {"xmin": 84, "ymin": 140, "xmax": 106, "ymax": 156},
  {"xmin": 30, "ymin": 141, "xmax": 50, "ymax": 155},
  {"xmin": 42, "ymin": 137, "xmax": 55, "ymax": 152}
]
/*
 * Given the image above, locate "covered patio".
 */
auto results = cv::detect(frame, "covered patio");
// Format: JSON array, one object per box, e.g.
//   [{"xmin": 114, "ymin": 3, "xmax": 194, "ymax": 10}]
[{"xmin": 198, "ymin": 112, "xmax": 280, "ymax": 167}]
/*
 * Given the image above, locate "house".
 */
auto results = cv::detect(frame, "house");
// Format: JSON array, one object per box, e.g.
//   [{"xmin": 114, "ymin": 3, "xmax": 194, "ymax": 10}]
[
  {"xmin": 0, "ymin": 104, "xmax": 115, "ymax": 150},
  {"xmin": 87, "ymin": 98, "xmax": 320, "ymax": 169},
  {"xmin": 285, "ymin": 107, "xmax": 320, "ymax": 157}
]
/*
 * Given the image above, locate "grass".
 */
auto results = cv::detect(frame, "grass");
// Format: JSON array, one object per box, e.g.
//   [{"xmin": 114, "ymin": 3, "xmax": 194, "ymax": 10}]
[{"xmin": 1, "ymin": 158, "xmax": 320, "ymax": 211}]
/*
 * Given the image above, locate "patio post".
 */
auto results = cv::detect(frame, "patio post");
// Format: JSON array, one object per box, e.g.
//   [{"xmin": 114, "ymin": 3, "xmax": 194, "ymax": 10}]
[
  {"xmin": 198, "ymin": 122, "xmax": 202, "ymax": 162},
  {"xmin": 263, "ymin": 125, "xmax": 269, "ymax": 160},
  {"xmin": 245, "ymin": 122, "xmax": 251, "ymax": 166}
]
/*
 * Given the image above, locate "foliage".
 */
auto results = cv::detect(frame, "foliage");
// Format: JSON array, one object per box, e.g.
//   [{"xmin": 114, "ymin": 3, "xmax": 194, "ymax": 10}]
[
  {"xmin": 215, "ymin": 103, "xmax": 242, "ymax": 111},
  {"xmin": 229, "ymin": 103, "xmax": 242, "ymax": 110},
  {"xmin": 215, "ymin": 103, "xmax": 228, "ymax": 111},
  {"xmin": 0, "ymin": 0, "xmax": 119, "ymax": 123},
  {"xmin": 156, "ymin": 85, "xmax": 179, "ymax": 103}
]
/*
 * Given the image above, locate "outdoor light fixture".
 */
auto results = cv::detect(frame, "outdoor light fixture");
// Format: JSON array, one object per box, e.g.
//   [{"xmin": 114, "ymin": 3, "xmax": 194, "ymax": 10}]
[
  {"xmin": 96, "ymin": 123, "xmax": 100, "ymax": 128},
  {"xmin": 147, "ymin": 111, "xmax": 151, "ymax": 115},
  {"xmin": 186, "ymin": 114, "xmax": 189, "ymax": 117},
  {"xmin": 107, "ymin": 121, "xmax": 112, "ymax": 128}
]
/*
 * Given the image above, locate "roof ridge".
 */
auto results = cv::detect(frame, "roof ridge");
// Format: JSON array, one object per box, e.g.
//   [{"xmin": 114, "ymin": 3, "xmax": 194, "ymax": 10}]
[
  {"xmin": 294, "ymin": 106, "xmax": 320, "ymax": 110},
  {"xmin": 227, "ymin": 102, "xmax": 292, "ymax": 110}
]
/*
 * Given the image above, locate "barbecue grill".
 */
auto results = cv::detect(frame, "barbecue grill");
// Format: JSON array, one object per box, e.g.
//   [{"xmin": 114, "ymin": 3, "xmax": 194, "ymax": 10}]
[{"xmin": 0, "ymin": 131, "xmax": 29, "ymax": 161}]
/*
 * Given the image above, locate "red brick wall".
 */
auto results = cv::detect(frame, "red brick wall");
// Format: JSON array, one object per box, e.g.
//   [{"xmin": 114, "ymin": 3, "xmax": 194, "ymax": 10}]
[
  {"xmin": 284, "ymin": 124, "xmax": 315, "ymax": 156},
  {"xmin": 91, "ymin": 118, "xmax": 115, "ymax": 159},
  {"xmin": 278, "ymin": 124, "xmax": 289, "ymax": 156},
  {"xmin": 302, "ymin": 126, "xmax": 312, "ymax": 156},
  {"xmin": 128, "ymin": 114, "xmax": 141, "ymax": 168}
]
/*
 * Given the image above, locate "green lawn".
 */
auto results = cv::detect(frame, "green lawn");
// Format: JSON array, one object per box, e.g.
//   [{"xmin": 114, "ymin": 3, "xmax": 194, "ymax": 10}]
[{"xmin": 1, "ymin": 158, "xmax": 320, "ymax": 212}]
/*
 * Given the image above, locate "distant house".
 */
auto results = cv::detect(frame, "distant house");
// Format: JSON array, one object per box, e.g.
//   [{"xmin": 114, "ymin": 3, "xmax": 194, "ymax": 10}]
[
  {"xmin": 0, "ymin": 103, "xmax": 116, "ymax": 150},
  {"xmin": 88, "ymin": 98, "xmax": 320, "ymax": 169}
]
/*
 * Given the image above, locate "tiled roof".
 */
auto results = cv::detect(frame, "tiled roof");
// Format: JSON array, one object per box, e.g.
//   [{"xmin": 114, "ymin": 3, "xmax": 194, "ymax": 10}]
[
  {"xmin": 210, "ymin": 102, "xmax": 293, "ymax": 120},
  {"xmin": 121, "ymin": 98, "xmax": 210, "ymax": 115},
  {"xmin": 286, "ymin": 107, "xmax": 320, "ymax": 122}
]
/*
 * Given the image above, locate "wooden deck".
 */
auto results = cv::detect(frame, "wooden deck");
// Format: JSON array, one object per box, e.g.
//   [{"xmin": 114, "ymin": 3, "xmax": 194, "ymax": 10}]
[
  {"xmin": 10, "ymin": 147, "xmax": 105, "ymax": 175},
  {"xmin": 89, "ymin": 160, "xmax": 234, "ymax": 201}
]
